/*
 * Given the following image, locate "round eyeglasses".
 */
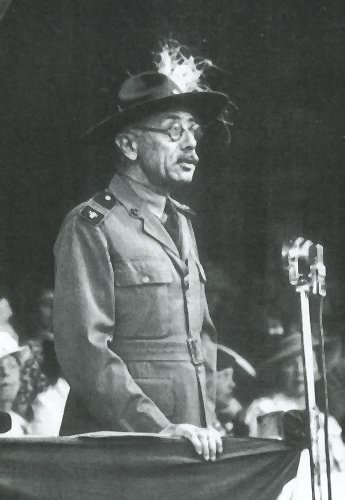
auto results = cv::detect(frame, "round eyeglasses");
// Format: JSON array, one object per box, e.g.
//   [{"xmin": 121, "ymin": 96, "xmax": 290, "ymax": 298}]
[{"xmin": 133, "ymin": 121, "xmax": 203, "ymax": 142}]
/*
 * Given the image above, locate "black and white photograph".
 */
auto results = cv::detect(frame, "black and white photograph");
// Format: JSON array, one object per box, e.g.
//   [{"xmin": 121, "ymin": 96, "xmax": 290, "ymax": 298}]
[{"xmin": 1, "ymin": 1, "xmax": 345, "ymax": 498}]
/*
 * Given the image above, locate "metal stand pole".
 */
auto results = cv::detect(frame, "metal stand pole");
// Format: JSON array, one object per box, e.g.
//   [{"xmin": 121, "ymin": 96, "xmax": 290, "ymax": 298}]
[
  {"xmin": 299, "ymin": 287, "xmax": 322, "ymax": 500},
  {"xmin": 283, "ymin": 239, "xmax": 332, "ymax": 499}
]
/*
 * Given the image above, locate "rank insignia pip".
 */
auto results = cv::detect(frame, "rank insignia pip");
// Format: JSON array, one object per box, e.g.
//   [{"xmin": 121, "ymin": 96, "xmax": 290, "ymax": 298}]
[{"xmin": 80, "ymin": 206, "xmax": 104, "ymax": 225}]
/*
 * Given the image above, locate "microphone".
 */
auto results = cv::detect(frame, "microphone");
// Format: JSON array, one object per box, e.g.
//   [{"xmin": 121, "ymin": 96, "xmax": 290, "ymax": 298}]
[
  {"xmin": 281, "ymin": 237, "xmax": 326, "ymax": 296},
  {"xmin": 0, "ymin": 411, "xmax": 12, "ymax": 434}
]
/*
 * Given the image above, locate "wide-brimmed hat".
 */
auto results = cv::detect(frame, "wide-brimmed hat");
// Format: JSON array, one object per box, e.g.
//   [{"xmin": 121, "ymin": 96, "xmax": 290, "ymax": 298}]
[
  {"xmin": 83, "ymin": 71, "xmax": 228, "ymax": 141},
  {"xmin": 264, "ymin": 331, "xmax": 334, "ymax": 366},
  {"xmin": 217, "ymin": 344, "xmax": 256, "ymax": 377},
  {"xmin": 0, "ymin": 331, "xmax": 28, "ymax": 362}
]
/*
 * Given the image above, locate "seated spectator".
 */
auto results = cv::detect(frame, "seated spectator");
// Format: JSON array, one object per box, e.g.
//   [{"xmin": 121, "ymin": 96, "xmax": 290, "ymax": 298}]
[
  {"xmin": 27, "ymin": 339, "xmax": 69, "ymax": 436},
  {"xmin": 14, "ymin": 287, "xmax": 58, "ymax": 423},
  {"xmin": 207, "ymin": 343, "xmax": 256, "ymax": 436},
  {"xmin": 245, "ymin": 332, "xmax": 310, "ymax": 437},
  {"xmin": 284, "ymin": 321, "xmax": 345, "ymax": 434},
  {"xmin": 0, "ymin": 331, "xmax": 28, "ymax": 436},
  {"xmin": 14, "ymin": 338, "xmax": 69, "ymax": 436}
]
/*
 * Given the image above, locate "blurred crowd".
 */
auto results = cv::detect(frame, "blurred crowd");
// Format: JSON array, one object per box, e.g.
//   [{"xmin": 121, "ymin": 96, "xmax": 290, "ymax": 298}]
[
  {"xmin": 0, "ymin": 288, "xmax": 69, "ymax": 437},
  {"xmin": 1, "ymin": 263, "xmax": 345, "ymax": 454}
]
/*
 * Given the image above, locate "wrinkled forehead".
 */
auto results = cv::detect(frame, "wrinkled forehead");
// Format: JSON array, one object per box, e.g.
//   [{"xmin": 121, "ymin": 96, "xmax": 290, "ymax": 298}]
[{"xmin": 139, "ymin": 110, "xmax": 198, "ymax": 127}]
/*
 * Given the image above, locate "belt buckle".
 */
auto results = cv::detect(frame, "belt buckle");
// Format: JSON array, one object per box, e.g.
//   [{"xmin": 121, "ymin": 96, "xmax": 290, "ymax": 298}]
[{"xmin": 187, "ymin": 338, "xmax": 204, "ymax": 366}]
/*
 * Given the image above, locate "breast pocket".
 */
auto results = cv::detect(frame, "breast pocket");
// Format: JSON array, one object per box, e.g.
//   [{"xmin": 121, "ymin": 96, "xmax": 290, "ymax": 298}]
[{"xmin": 114, "ymin": 260, "xmax": 173, "ymax": 339}]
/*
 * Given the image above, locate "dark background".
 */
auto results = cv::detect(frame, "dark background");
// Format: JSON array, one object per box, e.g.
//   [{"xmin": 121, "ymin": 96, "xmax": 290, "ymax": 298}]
[{"xmin": 1, "ymin": 0, "xmax": 345, "ymax": 362}]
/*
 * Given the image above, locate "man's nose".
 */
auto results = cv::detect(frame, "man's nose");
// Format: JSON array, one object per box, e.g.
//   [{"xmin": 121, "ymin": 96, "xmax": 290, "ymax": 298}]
[{"xmin": 181, "ymin": 128, "xmax": 197, "ymax": 149}]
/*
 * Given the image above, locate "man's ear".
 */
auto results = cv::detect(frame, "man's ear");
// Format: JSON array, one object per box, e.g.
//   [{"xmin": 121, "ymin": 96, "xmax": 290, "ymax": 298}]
[{"xmin": 114, "ymin": 132, "xmax": 138, "ymax": 161}]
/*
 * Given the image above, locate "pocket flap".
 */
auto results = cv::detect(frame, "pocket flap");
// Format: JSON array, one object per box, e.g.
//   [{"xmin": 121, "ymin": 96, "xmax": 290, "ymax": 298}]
[{"xmin": 115, "ymin": 260, "xmax": 173, "ymax": 286}]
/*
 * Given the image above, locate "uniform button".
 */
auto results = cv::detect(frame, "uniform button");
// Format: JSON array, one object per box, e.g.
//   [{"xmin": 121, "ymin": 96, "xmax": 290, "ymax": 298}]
[
  {"xmin": 183, "ymin": 275, "xmax": 189, "ymax": 290},
  {"xmin": 105, "ymin": 195, "xmax": 111, "ymax": 201},
  {"xmin": 130, "ymin": 208, "xmax": 139, "ymax": 217},
  {"xmin": 142, "ymin": 276, "xmax": 150, "ymax": 283}
]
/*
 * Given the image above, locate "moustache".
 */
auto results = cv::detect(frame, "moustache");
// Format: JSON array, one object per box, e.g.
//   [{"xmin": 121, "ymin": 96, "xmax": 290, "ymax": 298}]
[{"xmin": 177, "ymin": 156, "xmax": 199, "ymax": 165}]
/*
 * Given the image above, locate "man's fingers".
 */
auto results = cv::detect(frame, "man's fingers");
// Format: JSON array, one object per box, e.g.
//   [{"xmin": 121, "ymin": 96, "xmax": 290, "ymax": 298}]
[
  {"xmin": 207, "ymin": 427, "xmax": 223, "ymax": 460},
  {"xmin": 206, "ymin": 429, "xmax": 217, "ymax": 461},
  {"xmin": 173, "ymin": 424, "xmax": 203, "ymax": 456},
  {"xmin": 213, "ymin": 428, "xmax": 223, "ymax": 454},
  {"xmin": 185, "ymin": 431, "xmax": 203, "ymax": 456},
  {"xmin": 198, "ymin": 430, "xmax": 210, "ymax": 461},
  {"xmin": 160, "ymin": 424, "xmax": 223, "ymax": 461}
]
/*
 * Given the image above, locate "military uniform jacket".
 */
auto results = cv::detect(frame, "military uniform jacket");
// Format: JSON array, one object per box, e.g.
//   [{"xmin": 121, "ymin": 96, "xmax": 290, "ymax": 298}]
[{"xmin": 53, "ymin": 174, "xmax": 217, "ymax": 435}]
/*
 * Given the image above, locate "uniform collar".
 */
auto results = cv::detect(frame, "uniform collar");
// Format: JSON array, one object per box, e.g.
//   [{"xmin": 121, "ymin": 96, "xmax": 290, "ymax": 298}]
[
  {"xmin": 120, "ymin": 174, "xmax": 167, "ymax": 219},
  {"xmin": 108, "ymin": 174, "xmax": 195, "ymax": 217}
]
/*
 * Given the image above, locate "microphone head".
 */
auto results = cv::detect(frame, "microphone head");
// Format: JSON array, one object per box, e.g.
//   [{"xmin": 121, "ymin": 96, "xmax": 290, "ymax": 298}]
[{"xmin": 0, "ymin": 411, "xmax": 12, "ymax": 433}]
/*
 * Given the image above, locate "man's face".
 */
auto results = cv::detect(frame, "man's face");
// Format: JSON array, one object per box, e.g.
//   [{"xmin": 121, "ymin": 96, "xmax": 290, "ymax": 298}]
[
  {"xmin": 134, "ymin": 111, "xmax": 201, "ymax": 190},
  {"xmin": 216, "ymin": 367, "xmax": 236, "ymax": 410},
  {"xmin": 281, "ymin": 355, "xmax": 304, "ymax": 398},
  {"xmin": 280, "ymin": 353, "xmax": 318, "ymax": 398},
  {"xmin": 0, "ymin": 354, "xmax": 20, "ymax": 406}
]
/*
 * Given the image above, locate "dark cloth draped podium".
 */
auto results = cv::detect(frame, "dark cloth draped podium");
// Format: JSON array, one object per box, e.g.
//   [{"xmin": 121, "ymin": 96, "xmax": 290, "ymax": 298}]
[{"xmin": 0, "ymin": 434, "xmax": 301, "ymax": 500}]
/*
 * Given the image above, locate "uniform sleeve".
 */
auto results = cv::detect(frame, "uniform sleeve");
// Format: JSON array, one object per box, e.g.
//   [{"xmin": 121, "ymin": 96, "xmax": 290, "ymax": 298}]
[{"xmin": 53, "ymin": 214, "xmax": 171, "ymax": 433}]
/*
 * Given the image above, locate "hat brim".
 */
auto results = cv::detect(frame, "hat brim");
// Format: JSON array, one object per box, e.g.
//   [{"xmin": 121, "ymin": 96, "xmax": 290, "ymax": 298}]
[
  {"xmin": 264, "ymin": 335, "xmax": 335, "ymax": 367},
  {"xmin": 265, "ymin": 345, "xmax": 305, "ymax": 366},
  {"xmin": 82, "ymin": 91, "xmax": 229, "ymax": 143},
  {"xmin": 217, "ymin": 345, "xmax": 257, "ymax": 377},
  {"xmin": 0, "ymin": 345, "xmax": 29, "ymax": 363}
]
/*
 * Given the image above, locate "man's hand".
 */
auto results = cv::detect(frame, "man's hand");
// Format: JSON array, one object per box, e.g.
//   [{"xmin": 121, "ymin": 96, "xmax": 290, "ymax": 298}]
[{"xmin": 160, "ymin": 423, "xmax": 223, "ymax": 461}]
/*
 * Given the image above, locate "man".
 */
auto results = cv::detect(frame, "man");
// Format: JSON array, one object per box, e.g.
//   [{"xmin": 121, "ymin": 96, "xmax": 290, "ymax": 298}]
[
  {"xmin": 53, "ymin": 70, "xmax": 228, "ymax": 460},
  {"xmin": 205, "ymin": 342, "xmax": 255, "ymax": 436}
]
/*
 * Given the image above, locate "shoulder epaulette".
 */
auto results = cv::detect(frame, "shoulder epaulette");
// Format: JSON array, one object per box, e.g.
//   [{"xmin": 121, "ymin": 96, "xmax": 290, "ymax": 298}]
[
  {"xmin": 170, "ymin": 198, "xmax": 196, "ymax": 217},
  {"xmin": 80, "ymin": 190, "xmax": 117, "ymax": 226}
]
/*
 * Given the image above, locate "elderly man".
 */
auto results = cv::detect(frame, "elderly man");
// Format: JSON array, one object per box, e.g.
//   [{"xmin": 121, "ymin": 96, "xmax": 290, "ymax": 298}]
[{"xmin": 53, "ymin": 69, "xmax": 228, "ymax": 460}]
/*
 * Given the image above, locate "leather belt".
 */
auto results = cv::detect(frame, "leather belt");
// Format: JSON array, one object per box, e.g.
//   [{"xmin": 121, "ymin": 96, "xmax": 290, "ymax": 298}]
[{"xmin": 110, "ymin": 338, "xmax": 204, "ymax": 366}]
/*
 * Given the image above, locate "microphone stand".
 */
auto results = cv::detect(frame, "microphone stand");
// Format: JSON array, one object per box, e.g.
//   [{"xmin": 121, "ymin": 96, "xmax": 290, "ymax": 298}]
[
  {"xmin": 284, "ymin": 240, "xmax": 331, "ymax": 500},
  {"xmin": 298, "ymin": 284, "xmax": 323, "ymax": 500}
]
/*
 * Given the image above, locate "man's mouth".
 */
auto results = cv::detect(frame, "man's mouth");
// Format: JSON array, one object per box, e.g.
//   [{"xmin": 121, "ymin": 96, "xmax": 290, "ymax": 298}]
[{"xmin": 177, "ymin": 158, "xmax": 198, "ymax": 170}]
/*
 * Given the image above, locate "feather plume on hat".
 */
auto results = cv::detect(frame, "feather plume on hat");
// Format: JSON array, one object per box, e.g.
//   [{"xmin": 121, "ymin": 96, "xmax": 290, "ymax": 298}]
[
  {"xmin": 154, "ymin": 40, "xmax": 236, "ymax": 141},
  {"xmin": 154, "ymin": 40, "xmax": 213, "ymax": 93}
]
